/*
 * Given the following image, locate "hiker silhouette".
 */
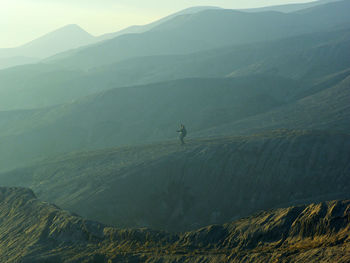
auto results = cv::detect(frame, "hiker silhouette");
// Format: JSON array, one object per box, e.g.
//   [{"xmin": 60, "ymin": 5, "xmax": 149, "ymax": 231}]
[{"xmin": 177, "ymin": 124, "xmax": 187, "ymax": 145}]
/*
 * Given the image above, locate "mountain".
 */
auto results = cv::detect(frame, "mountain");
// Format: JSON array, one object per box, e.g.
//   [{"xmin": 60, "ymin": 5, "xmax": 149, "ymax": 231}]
[
  {"xmin": 0, "ymin": 25, "xmax": 96, "ymax": 69},
  {"xmin": 97, "ymin": 6, "xmax": 221, "ymax": 41},
  {"xmin": 1, "ymin": 187, "xmax": 350, "ymax": 262},
  {"xmin": 45, "ymin": 0, "xmax": 350, "ymax": 70},
  {"xmin": 91, "ymin": 27, "xmax": 350, "ymax": 88},
  {"xmin": 1, "ymin": 26, "xmax": 349, "ymax": 111},
  {"xmin": 1, "ymin": 130, "xmax": 350, "ymax": 232},
  {"xmin": 0, "ymin": 7, "xmax": 220, "ymax": 70},
  {"xmin": 242, "ymin": 0, "xmax": 342, "ymax": 13},
  {"xmin": 0, "ymin": 24, "xmax": 96, "ymax": 59}
]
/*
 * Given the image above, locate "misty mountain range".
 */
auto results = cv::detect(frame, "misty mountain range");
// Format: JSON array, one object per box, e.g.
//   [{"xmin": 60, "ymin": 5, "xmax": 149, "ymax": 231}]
[
  {"xmin": 0, "ymin": 6, "xmax": 221, "ymax": 70},
  {"xmin": 0, "ymin": 0, "xmax": 350, "ymax": 261},
  {"xmin": 0, "ymin": 0, "xmax": 345, "ymax": 70}
]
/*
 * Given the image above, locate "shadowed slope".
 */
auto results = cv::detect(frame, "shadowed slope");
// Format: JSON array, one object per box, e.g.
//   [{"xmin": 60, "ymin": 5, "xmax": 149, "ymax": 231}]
[{"xmin": 198, "ymin": 72, "xmax": 350, "ymax": 137}]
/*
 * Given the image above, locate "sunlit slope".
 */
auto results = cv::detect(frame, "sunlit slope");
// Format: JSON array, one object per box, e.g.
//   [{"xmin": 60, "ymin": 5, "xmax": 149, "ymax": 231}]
[
  {"xmin": 1, "ymin": 187, "xmax": 350, "ymax": 262},
  {"xmin": 2, "ymin": 130, "xmax": 350, "ymax": 232}
]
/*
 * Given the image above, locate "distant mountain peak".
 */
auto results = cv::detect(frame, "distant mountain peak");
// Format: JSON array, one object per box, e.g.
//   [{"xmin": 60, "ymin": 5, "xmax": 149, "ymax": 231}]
[
  {"xmin": 51, "ymin": 24, "xmax": 91, "ymax": 35},
  {"xmin": 23, "ymin": 24, "xmax": 93, "ymax": 45},
  {"xmin": 9, "ymin": 24, "xmax": 97, "ymax": 58}
]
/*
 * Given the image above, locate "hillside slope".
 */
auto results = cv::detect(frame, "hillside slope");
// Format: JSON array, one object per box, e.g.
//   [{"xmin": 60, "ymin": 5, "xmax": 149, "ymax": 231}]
[
  {"xmin": 1, "ymin": 187, "xmax": 350, "ymax": 262},
  {"xmin": 0, "ymin": 76, "xmax": 301, "ymax": 171},
  {"xmin": 2, "ymin": 130, "xmax": 350, "ymax": 232},
  {"xmin": 198, "ymin": 72, "xmax": 350, "ymax": 137}
]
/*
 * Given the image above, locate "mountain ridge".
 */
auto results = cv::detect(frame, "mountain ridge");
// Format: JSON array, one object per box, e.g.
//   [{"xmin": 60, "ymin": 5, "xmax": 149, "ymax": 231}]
[
  {"xmin": 0, "ymin": 186, "xmax": 350, "ymax": 262},
  {"xmin": 97, "ymin": 6, "xmax": 221, "ymax": 41},
  {"xmin": 45, "ymin": 0, "xmax": 350, "ymax": 70},
  {"xmin": 241, "ymin": 0, "xmax": 342, "ymax": 13}
]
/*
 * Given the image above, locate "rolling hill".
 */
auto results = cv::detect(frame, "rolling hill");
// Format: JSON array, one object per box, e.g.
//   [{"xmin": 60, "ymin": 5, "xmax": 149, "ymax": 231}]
[
  {"xmin": 45, "ymin": 0, "xmax": 350, "ymax": 70},
  {"xmin": 1, "ymin": 26, "xmax": 349, "ymax": 111},
  {"xmin": 90, "ymin": 27, "xmax": 350, "ymax": 88}
]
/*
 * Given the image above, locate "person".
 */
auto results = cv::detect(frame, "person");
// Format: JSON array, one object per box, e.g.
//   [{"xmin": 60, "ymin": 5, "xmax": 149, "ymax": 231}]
[{"xmin": 177, "ymin": 124, "xmax": 187, "ymax": 145}]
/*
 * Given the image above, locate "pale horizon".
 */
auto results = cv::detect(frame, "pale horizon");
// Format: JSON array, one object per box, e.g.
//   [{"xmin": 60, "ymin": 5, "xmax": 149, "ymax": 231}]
[{"xmin": 1, "ymin": 0, "xmax": 316, "ymax": 48}]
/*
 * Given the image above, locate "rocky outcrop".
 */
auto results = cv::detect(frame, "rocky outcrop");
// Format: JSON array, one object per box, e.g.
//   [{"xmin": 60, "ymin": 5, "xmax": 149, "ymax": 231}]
[
  {"xmin": 0, "ymin": 187, "xmax": 350, "ymax": 262},
  {"xmin": 1, "ymin": 130, "xmax": 350, "ymax": 232},
  {"xmin": 0, "ymin": 187, "xmax": 174, "ymax": 263}
]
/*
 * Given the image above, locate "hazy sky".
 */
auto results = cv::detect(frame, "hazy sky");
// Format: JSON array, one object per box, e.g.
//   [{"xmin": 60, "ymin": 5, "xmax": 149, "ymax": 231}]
[{"xmin": 1, "ymin": 0, "xmax": 314, "ymax": 48}]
